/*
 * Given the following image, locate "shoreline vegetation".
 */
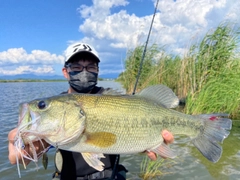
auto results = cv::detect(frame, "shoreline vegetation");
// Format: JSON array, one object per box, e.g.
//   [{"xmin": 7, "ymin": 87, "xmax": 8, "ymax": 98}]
[{"xmin": 118, "ymin": 22, "xmax": 240, "ymax": 120}]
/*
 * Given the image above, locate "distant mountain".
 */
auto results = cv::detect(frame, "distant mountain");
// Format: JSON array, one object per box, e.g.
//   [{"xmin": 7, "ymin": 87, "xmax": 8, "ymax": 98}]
[{"xmin": 0, "ymin": 74, "xmax": 65, "ymax": 80}]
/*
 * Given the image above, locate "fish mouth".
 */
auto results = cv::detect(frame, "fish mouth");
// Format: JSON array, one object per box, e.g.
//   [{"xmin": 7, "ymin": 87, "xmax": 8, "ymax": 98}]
[
  {"xmin": 15, "ymin": 103, "xmax": 48, "ymax": 178},
  {"xmin": 19, "ymin": 103, "xmax": 40, "ymax": 128},
  {"xmin": 18, "ymin": 103, "xmax": 29, "ymax": 125},
  {"xmin": 18, "ymin": 103, "xmax": 42, "ymax": 143}
]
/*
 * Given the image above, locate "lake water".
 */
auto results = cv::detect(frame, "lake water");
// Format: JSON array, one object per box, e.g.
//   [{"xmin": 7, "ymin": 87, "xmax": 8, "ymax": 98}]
[{"xmin": 0, "ymin": 81, "xmax": 239, "ymax": 180}]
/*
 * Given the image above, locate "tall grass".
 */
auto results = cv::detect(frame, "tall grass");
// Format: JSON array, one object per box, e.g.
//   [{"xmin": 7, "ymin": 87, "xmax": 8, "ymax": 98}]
[
  {"xmin": 118, "ymin": 22, "xmax": 240, "ymax": 119},
  {"xmin": 118, "ymin": 44, "xmax": 158, "ymax": 93},
  {"xmin": 185, "ymin": 60, "xmax": 240, "ymax": 119},
  {"xmin": 188, "ymin": 22, "xmax": 239, "ymax": 92},
  {"xmin": 184, "ymin": 22, "xmax": 240, "ymax": 118},
  {"xmin": 139, "ymin": 156, "xmax": 165, "ymax": 180},
  {"xmin": 139, "ymin": 156, "xmax": 176, "ymax": 180}
]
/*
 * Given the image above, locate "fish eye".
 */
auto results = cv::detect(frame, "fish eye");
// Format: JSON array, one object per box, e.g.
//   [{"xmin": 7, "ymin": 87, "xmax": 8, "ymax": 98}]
[{"xmin": 38, "ymin": 100, "xmax": 46, "ymax": 109}]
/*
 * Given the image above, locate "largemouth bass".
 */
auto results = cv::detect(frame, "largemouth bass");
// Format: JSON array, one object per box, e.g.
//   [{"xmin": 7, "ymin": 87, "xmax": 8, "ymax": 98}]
[{"xmin": 15, "ymin": 85, "xmax": 232, "ymax": 173}]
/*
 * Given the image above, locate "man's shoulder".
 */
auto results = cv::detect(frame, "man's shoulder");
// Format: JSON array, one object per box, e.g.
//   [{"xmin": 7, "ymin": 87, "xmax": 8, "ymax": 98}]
[
  {"xmin": 91, "ymin": 86, "xmax": 103, "ymax": 94},
  {"xmin": 60, "ymin": 91, "xmax": 68, "ymax": 94},
  {"xmin": 95, "ymin": 86, "xmax": 124, "ymax": 95}
]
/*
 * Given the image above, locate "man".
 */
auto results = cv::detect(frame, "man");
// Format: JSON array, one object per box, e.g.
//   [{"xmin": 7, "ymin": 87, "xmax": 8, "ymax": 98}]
[{"xmin": 8, "ymin": 42, "xmax": 174, "ymax": 179}]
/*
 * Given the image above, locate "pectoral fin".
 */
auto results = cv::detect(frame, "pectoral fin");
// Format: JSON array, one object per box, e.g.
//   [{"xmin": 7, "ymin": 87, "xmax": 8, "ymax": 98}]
[
  {"xmin": 81, "ymin": 152, "xmax": 105, "ymax": 171},
  {"xmin": 149, "ymin": 143, "xmax": 176, "ymax": 158},
  {"xmin": 85, "ymin": 132, "xmax": 116, "ymax": 148}
]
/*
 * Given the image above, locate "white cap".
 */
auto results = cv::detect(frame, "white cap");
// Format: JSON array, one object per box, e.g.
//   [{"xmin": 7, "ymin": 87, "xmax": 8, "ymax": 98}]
[{"xmin": 65, "ymin": 42, "xmax": 100, "ymax": 63}]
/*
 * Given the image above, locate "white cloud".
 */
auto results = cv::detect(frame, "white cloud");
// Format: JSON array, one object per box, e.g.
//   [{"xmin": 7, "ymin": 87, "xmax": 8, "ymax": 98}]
[
  {"xmin": 1, "ymin": 0, "xmax": 239, "ymax": 77},
  {"xmin": 74, "ymin": 0, "xmax": 240, "ymax": 77},
  {"xmin": 0, "ymin": 48, "xmax": 65, "ymax": 65},
  {"xmin": 0, "ymin": 65, "xmax": 55, "ymax": 75},
  {"xmin": 79, "ymin": 9, "xmax": 152, "ymax": 49},
  {"xmin": 0, "ymin": 48, "xmax": 63, "ymax": 75},
  {"xmin": 79, "ymin": 0, "xmax": 129, "ymax": 19},
  {"xmin": 78, "ymin": 0, "xmax": 240, "ymax": 54}
]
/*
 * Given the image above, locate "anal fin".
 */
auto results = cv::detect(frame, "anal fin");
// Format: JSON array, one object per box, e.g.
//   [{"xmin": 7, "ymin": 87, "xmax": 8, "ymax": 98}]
[
  {"xmin": 81, "ymin": 152, "xmax": 105, "ymax": 171},
  {"xmin": 149, "ymin": 143, "xmax": 176, "ymax": 158}
]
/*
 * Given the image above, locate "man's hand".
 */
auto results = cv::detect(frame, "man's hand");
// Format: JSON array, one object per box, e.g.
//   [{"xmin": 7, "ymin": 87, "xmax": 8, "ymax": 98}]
[
  {"xmin": 146, "ymin": 130, "xmax": 174, "ymax": 160},
  {"xmin": 8, "ymin": 128, "xmax": 50, "ymax": 165}
]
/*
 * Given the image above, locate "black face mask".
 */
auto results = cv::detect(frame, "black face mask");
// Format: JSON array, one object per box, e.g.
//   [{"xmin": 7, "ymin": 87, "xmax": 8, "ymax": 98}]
[{"xmin": 68, "ymin": 71, "xmax": 98, "ymax": 93}]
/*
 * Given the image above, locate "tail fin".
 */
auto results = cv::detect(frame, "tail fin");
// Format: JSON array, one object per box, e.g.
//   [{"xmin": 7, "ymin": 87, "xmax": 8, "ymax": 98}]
[{"xmin": 192, "ymin": 113, "xmax": 232, "ymax": 162}]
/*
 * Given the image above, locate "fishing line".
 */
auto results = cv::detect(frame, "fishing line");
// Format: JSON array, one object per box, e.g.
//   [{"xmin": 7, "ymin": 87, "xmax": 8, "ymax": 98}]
[{"xmin": 132, "ymin": 0, "xmax": 160, "ymax": 95}]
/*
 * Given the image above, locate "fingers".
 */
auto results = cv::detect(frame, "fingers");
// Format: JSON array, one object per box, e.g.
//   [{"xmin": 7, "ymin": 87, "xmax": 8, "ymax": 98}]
[
  {"xmin": 145, "ymin": 129, "xmax": 174, "ymax": 161},
  {"xmin": 32, "ymin": 140, "xmax": 50, "ymax": 152},
  {"xmin": 8, "ymin": 128, "xmax": 30, "ymax": 165},
  {"xmin": 8, "ymin": 128, "xmax": 50, "ymax": 165},
  {"xmin": 8, "ymin": 128, "xmax": 17, "ymax": 142},
  {"xmin": 146, "ymin": 151, "xmax": 157, "ymax": 161},
  {"xmin": 161, "ymin": 129, "xmax": 174, "ymax": 144},
  {"xmin": 8, "ymin": 128, "xmax": 18, "ymax": 164},
  {"xmin": 23, "ymin": 140, "xmax": 50, "ymax": 158},
  {"xmin": 40, "ymin": 140, "xmax": 50, "ymax": 149}
]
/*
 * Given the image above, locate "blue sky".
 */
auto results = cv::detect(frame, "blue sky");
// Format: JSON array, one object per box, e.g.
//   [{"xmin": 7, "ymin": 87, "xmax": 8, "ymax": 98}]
[{"xmin": 0, "ymin": 0, "xmax": 239, "ymax": 78}]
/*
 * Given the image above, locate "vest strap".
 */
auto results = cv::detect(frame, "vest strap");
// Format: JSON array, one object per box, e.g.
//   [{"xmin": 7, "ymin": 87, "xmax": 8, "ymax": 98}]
[{"xmin": 76, "ymin": 169, "xmax": 113, "ymax": 180}]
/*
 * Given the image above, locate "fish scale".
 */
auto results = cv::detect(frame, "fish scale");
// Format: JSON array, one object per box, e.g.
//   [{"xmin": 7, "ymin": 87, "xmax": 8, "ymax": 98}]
[{"xmin": 79, "ymin": 95, "xmax": 200, "ymax": 152}]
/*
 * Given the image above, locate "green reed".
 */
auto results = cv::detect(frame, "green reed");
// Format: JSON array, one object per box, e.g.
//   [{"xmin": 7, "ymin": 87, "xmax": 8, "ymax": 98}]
[
  {"xmin": 139, "ymin": 155, "xmax": 176, "ymax": 180},
  {"xmin": 184, "ymin": 22, "xmax": 240, "ymax": 118},
  {"xmin": 185, "ymin": 62, "xmax": 240, "ymax": 119},
  {"xmin": 117, "ymin": 44, "xmax": 158, "ymax": 93},
  {"xmin": 118, "ymin": 22, "xmax": 240, "ymax": 119}
]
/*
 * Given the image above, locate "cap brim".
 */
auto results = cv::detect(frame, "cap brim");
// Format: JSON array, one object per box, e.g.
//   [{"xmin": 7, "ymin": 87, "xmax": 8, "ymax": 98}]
[{"xmin": 65, "ymin": 51, "xmax": 100, "ymax": 63}]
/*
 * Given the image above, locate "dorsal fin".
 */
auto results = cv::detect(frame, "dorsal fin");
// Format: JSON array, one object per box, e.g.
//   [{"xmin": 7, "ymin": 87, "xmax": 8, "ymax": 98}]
[{"xmin": 137, "ymin": 85, "xmax": 179, "ymax": 108}]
